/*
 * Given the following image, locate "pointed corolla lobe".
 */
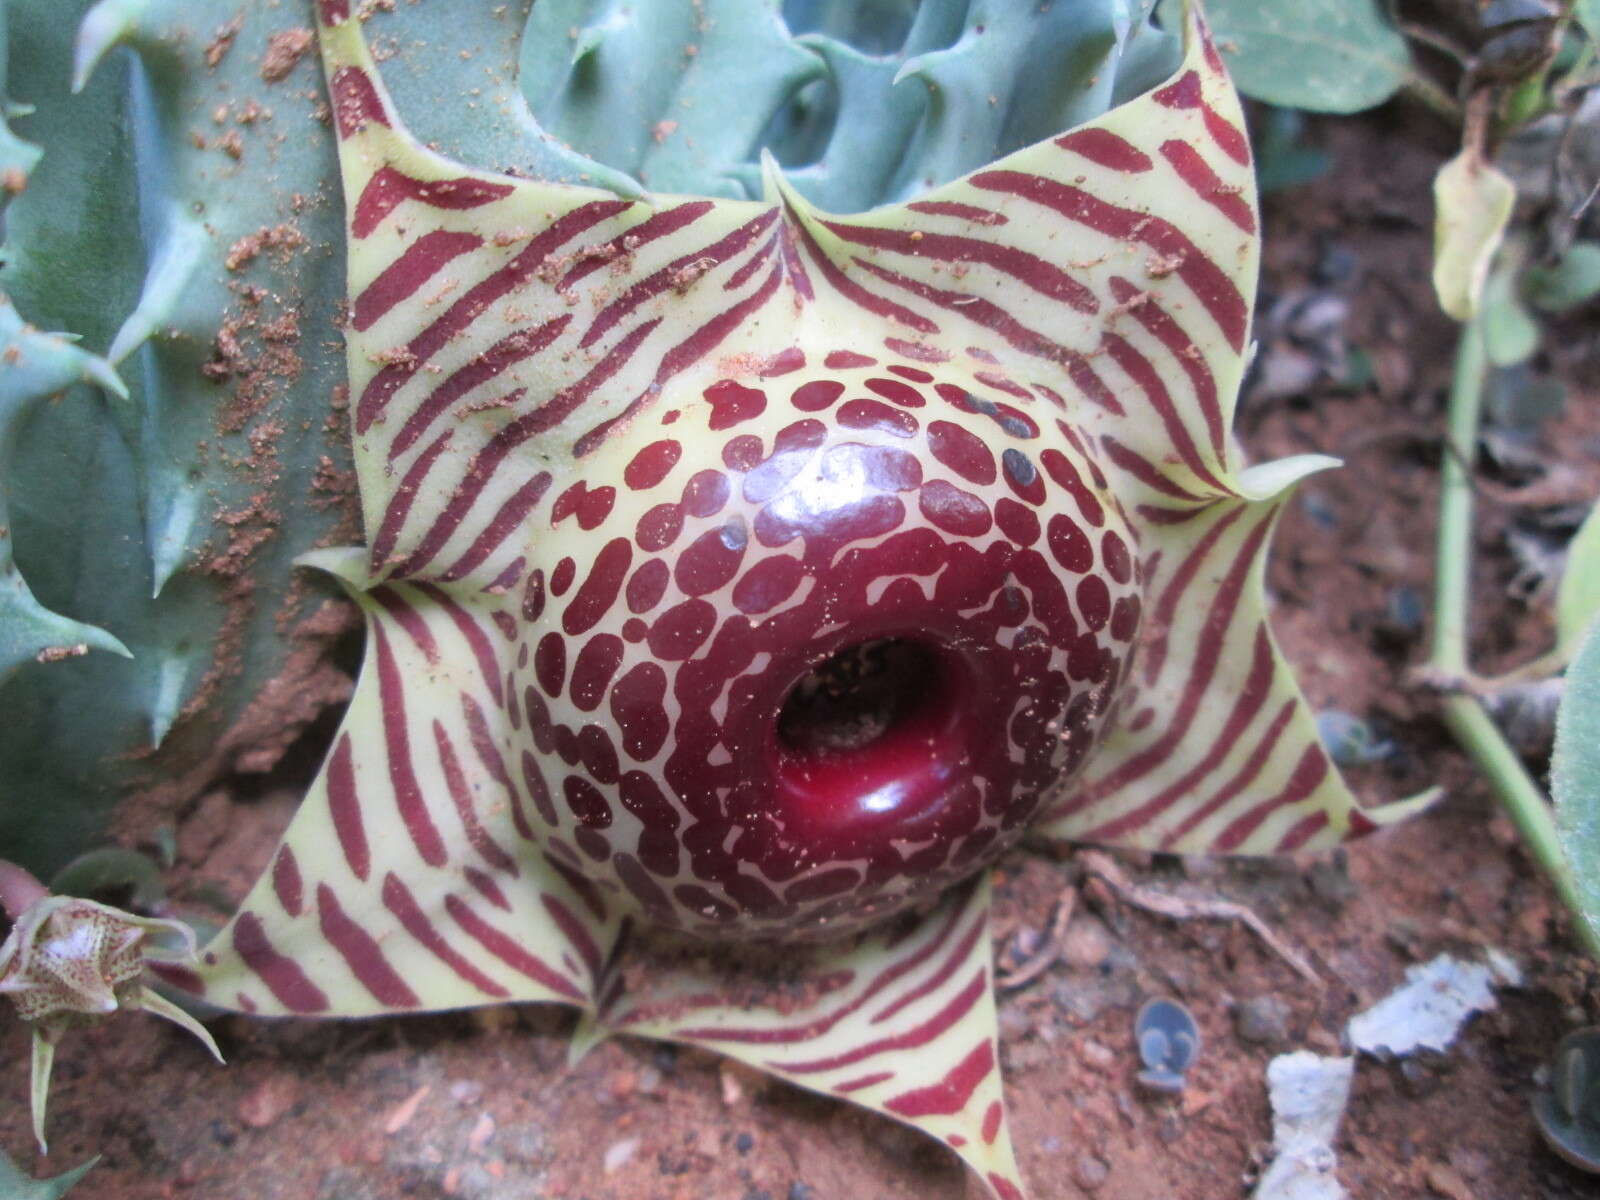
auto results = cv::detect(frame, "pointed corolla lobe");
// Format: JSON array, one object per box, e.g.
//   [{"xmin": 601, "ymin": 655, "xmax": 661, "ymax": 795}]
[{"xmin": 177, "ymin": 6, "xmax": 1429, "ymax": 1199}]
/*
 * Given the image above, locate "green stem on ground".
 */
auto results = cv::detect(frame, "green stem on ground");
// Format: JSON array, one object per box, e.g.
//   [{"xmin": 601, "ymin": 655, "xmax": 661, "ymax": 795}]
[{"xmin": 1429, "ymin": 319, "xmax": 1600, "ymax": 959}]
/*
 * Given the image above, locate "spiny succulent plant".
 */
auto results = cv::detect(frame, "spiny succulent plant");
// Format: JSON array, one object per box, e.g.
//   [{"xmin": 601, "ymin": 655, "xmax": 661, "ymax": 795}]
[{"xmin": 0, "ymin": 4, "xmax": 1426, "ymax": 1196}]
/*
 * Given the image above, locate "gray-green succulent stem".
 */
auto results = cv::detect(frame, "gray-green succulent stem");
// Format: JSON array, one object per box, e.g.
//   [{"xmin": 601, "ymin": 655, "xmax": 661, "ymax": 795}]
[
  {"xmin": 1428, "ymin": 318, "xmax": 1600, "ymax": 959},
  {"xmin": 0, "ymin": 859, "xmax": 46, "ymax": 922}
]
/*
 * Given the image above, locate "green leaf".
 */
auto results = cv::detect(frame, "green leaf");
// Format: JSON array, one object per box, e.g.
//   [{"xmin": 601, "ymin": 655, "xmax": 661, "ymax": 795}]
[
  {"xmin": 0, "ymin": 1148, "xmax": 98, "ymax": 1200},
  {"xmin": 48, "ymin": 846, "xmax": 166, "ymax": 909},
  {"xmin": 1433, "ymin": 149, "xmax": 1516, "ymax": 321},
  {"xmin": 1525, "ymin": 242, "xmax": 1600, "ymax": 312},
  {"xmin": 1481, "ymin": 262, "xmax": 1541, "ymax": 366},
  {"xmin": 1559, "ymin": 504, "xmax": 1600, "ymax": 655},
  {"xmin": 1555, "ymin": 621, "xmax": 1600, "ymax": 951},
  {"xmin": 1198, "ymin": 0, "xmax": 1412, "ymax": 113},
  {"xmin": 1575, "ymin": 0, "xmax": 1600, "ymax": 47}
]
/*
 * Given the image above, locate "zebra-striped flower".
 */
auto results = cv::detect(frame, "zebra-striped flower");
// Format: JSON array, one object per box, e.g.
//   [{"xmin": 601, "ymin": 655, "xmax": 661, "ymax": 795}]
[{"xmin": 144, "ymin": 3, "xmax": 1427, "ymax": 1195}]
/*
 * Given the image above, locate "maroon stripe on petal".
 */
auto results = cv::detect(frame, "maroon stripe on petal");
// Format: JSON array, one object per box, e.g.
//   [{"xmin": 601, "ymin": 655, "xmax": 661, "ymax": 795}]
[
  {"xmin": 833, "ymin": 1071, "xmax": 895, "ymax": 1093},
  {"xmin": 382, "ymin": 872, "xmax": 508, "ymax": 997},
  {"xmin": 769, "ymin": 970, "xmax": 988, "ymax": 1074},
  {"xmin": 1108, "ymin": 275, "xmax": 1224, "ymax": 458},
  {"xmin": 410, "ymin": 583, "xmax": 503, "ymax": 706},
  {"xmin": 1162, "ymin": 700, "xmax": 1296, "ymax": 846},
  {"xmin": 371, "ymin": 586, "xmax": 437, "ymax": 662},
  {"xmin": 371, "ymin": 429, "xmax": 451, "ymax": 572},
  {"xmin": 353, "ymin": 230, "xmax": 481, "ymax": 330},
  {"xmin": 444, "ymin": 894, "xmax": 585, "ymax": 999},
  {"xmin": 432, "ymin": 720, "xmax": 519, "ymax": 876},
  {"xmin": 883, "ymin": 1039, "xmax": 994, "ymax": 1118},
  {"xmin": 1102, "ymin": 436, "xmax": 1205, "ymax": 502},
  {"xmin": 318, "ymin": 883, "xmax": 420, "ymax": 1007},
  {"xmin": 271, "ymin": 847, "xmax": 303, "ymax": 917},
  {"xmin": 390, "ymin": 314, "xmax": 573, "ymax": 459},
  {"xmin": 233, "ymin": 913, "xmax": 328, "ymax": 1013},
  {"xmin": 460, "ymin": 692, "xmax": 535, "ymax": 842},
  {"xmin": 869, "ymin": 909, "xmax": 986, "ymax": 1025},
  {"xmin": 906, "ymin": 200, "xmax": 1007, "ymax": 225},
  {"xmin": 970, "ymin": 168, "xmax": 1247, "ymax": 351},
  {"xmin": 1055, "ymin": 128, "xmax": 1152, "ymax": 172},
  {"xmin": 374, "ymin": 626, "xmax": 449, "ymax": 867},
  {"xmin": 821, "ymin": 221, "xmax": 1097, "ymax": 313},
  {"xmin": 1159, "ymin": 140, "xmax": 1256, "ymax": 233},
  {"xmin": 329, "ymin": 66, "xmax": 389, "ymax": 139},
  {"xmin": 1085, "ymin": 628, "xmax": 1275, "ymax": 843},
  {"xmin": 560, "ymin": 200, "xmax": 717, "ymax": 290},
  {"xmin": 581, "ymin": 209, "xmax": 779, "ymax": 349},
  {"xmin": 542, "ymin": 894, "xmax": 602, "ymax": 979},
  {"xmin": 326, "ymin": 733, "xmax": 371, "ymax": 882},
  {"xmin": 788, "ymin": 209, "xmax": 936, "ymax": 333},
  {"xmin": 464, "ymin": 866, "xmax": 512, "ymax": 911},
  {"xmin": 1276, "ymin": 808, "xmax": 1330, "ymax": 853},
  {"xmin": 352, "ymin": 165, "xmax": 514, "ymax": 239},
  {"xmin": 1213, "ymin": 743, "xmax": 1328, "ymax": 851},
  {"xmin": 1100, "ymin": 332, "xmax": 1226, "ymax": 492}
]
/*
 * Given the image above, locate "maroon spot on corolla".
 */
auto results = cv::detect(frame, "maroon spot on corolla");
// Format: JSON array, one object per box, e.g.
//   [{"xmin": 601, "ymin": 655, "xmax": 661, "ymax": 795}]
[
  {"xmin": 615, "ymin": 852, "xmax": 676, "ymax": 920},
  {"xmin": 562, "ymin": 537, "xmax": 632, "ymax": 636},
  {"xmin": 839, "ymin": 398, "xmax": 918, "ymax": 438},
  {"xmin": 564, "ymin": 775, "xmax": 613, "ymax": 828},
  {"xmin": 521, "ymin": 568, "xmax": 546, "ymax": 620},
  {"xmin": 1102, "ymin": 529, "xmax": 1132, "ymax": 584},
  {"xmin": 682, "ymin": 469, "xmax": 731, "ymax": 518},
  {"xmin": 535, "ymin": 632, "xmax": 566, "ymax": 697},
  {"xmin": 990, "ymin": 403, "xmax": 1040, "ymax": 440},
  {"xmin": 724, "ymin": 874, "xmax": 791, "ymax": 918},
  {"xmin": 755, "ymin": 487, "xmax": 906, "ymax": 556},
  {"xmin": 1041, "ymin": 448, "xmax": 1106, "ymax": 527},
  {"xmin": 574, "ymin": 827, "xmax": 612, "ymax": 862},
  {"xmin": 1067, "ymin": 632, "xmax": 1105, "ymax": 682},
  {"xmin": 626, "ymin": 558, "xmax": 670, "ymax": 613},
  {"xmin": 884, "ymin": 337, "xmax": 950, "ymax": 363},
  {"xmin": 524, "ymin": 687, "xmax": 557, "ymax": 755},
  {"xmin": 1047, "ymin": 513, "xmax": 1094, "ymax": 573},
  {"xmin": 732, "ymin": 554, "xmax": 805, "ymax": 614},
  {"xmin": 995, "ymin": 497, "xmax": 1041, "ymax": 546},
  {"xmin": 927, "ymin": 420, "xmax": 998, "ymax": 485},
  {"xmin": 648, "ymin": 597, "xmax": 719, "ymax": 659},
  {"xmin": 704, "ymin": 379, "xmax": 768, "ymax": 430},
  {"xmin": 792, "ymin": 379, "xmax": 844, "ymax": 412},
  {"xmin": 675, "ymin": 521, "xmax": 748, "ymax": 596},
  {"xmin": 1002, "ymin": 449, "xmax": 1046, "ymax": 505},
  {"xmin": 919, "ymin": 480, "xmax": 993, "ymax": 538},
  {"xmin": 1077, "ymin": 575, "xmax": 1112, "ymax": 632},
  {"xmin": 578, "ymin": 724, "xmax": 621, "ymax": 785},
  {"xmin": 609, "ymin": 662, "xmax": 671, "ymax": 760},
  {"xmin": 825, "ymin": 350, "xmax": 877, "ymax": 369},
  {"xmin": 635, "ymin": 502, "xmax": 684, "ymax": 552},
  {"xmin": 887, "ymin": 364, "xmax": 935, "ymax": 383},
  {"xmin": 624, "ymin": 439, "xmax": 682, "ymax": 491},
  {"xmin": 520, "ymin": 751, "xmax": 558, "ymax": 824},
  {"xmin": 1111, "ymin": 594, "xmax": 1141, "ymax": 642},
  {"xmin": 784, "ymin": 867, "xmax": 862, "ymax": 903},
  {"xmin": 551, "ymin": 480, "xmax": 616, "ymax": 530},
  {"xmin": 761, "ymin": 347, "xmax": 807, "ymax": 376},
  {"xmin": 722, "ymin": 433, "xmax": 764, "ymax": 471},
  {"xmin": 550, "ymin": 557, "xmax": 576, "ymax": 596},
  {"xmin": 865, "ymin": 376, "xmax": 927, "ymax": 408},
  {"xmin": 622, "ymin": 619, "xmax": 647, "ymax": 642},
  {"xmin": 741, "ymin": 419, "xmax": 828, "ymax": 504},
  {"xmin": 570, "ymin": 634, "xmax": 625, "ymax": 712},
  {"xmin": 553, "ymin": 725, "xmax": 580, "ymax": 766}
]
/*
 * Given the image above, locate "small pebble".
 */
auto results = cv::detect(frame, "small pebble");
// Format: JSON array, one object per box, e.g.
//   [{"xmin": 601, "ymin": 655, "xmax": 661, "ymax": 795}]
[
  {"xmin": 1233, "ymin": 995, "xmax": 1292, "ymax": 1047},
  {"xmin": 1060, "ymin": 916, "xmax": 1114, "ymax": 969},
  {"xmin": 1074, "ymin": 1154, "xmax": 1109, "ymax": 1190},
  {"xmin": 735, "ymin": 1131, "xmax": 755, "ymax": 1155},
  {"xmin": 236, "ymin": 1075, "xmax": 298, "ymax": 1129},
  {"xmin": 604, "ymin": 1137, "xmax": 641, "ymax": 1174},
  {"xmin": 788, "ymin": 1185, "xmax": 816, "ymax": 1200},
  {"xmin": 1078, "ymin": 1039, "xmax": 1115, "ymax": 1073}
]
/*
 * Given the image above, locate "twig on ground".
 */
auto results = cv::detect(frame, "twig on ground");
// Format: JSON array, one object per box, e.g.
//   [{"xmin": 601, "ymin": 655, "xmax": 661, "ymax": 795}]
[
  {"xmin": 996, "ymin": 889, "xmax": 1077, "ymax": 991},
  {"xmin": 1078, "ymin": 850, "xmax": 1322, "ymax": 986}
]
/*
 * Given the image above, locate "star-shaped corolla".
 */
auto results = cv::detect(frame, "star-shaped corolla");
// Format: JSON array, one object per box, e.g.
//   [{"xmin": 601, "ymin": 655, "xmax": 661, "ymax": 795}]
[
  {"xmin": 0, "ymin": 895, "xmax": 222, "ymax": 1152},
  {"xmin": 160, "ymin": 3, "xmax": 1429, "ymax": 1196}
]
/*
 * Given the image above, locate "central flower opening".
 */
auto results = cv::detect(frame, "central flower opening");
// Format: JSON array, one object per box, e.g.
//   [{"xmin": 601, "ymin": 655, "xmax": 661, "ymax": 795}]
[{"xmin": 769, "ymin": 637, "xmax": 975, "ymax": 845}]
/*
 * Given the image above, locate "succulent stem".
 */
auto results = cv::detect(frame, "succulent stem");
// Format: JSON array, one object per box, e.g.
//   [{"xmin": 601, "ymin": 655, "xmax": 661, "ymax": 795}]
[{"xmin": 1428, "ymin": 318, "xmax": 1600, "ymax": 959}]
